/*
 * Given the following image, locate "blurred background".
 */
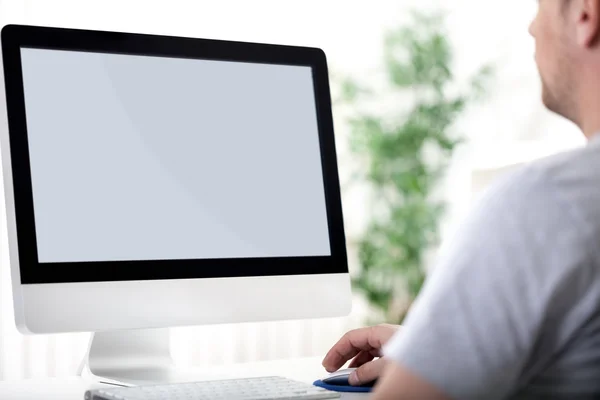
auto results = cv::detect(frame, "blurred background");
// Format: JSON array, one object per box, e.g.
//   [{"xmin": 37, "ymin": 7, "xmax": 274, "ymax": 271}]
[{"xmin": 0, "ymin": 0, "xmax": 586, "ymax": 381}]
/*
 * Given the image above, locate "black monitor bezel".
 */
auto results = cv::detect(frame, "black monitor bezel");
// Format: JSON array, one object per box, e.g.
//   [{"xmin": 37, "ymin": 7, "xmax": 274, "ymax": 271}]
[{"xmin": 1, "ymin": 24, "xmax": 348, "ymax": 284}]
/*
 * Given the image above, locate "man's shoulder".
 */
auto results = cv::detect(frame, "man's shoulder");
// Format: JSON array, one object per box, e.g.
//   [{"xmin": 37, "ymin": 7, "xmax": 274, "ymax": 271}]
[
  {"xmin": 490, "ymin": 141, "xmax": 600, "ymax": 197},
  {"xmin": 529, "ymin": 140, "xmax": 600, "ymax": 176},
  {"xmin": 484, "ymin": 140, "xmax": 600, "ymax": 238},
  {"xmin": 527, "ymin": 141, "xmax": 600, "ymax": 204}
]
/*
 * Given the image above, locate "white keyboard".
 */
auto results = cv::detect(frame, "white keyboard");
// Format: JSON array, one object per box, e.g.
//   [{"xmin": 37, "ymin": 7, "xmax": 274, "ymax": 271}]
[{"xmin": 84, "ymin": 376, "xmax": 341, "ymax": 400}]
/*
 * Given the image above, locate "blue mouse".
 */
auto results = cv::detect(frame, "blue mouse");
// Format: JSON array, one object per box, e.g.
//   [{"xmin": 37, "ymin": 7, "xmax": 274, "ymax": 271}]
[{"xmin": 313, "ymin": 368, "xmax": 377, "ymax": 393}]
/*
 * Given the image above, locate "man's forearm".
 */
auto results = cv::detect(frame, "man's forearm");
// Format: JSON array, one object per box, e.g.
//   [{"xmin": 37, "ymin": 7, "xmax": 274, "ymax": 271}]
[{"xmin": 370, "ymin": 362, "xmax": 452, "ymax": 400}]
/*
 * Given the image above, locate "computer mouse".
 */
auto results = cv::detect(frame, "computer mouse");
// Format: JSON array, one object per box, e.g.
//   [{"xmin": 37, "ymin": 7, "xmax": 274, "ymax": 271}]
[{"xmin": 321, "ymin": 367, "xmax": 377, "ymax": 387}]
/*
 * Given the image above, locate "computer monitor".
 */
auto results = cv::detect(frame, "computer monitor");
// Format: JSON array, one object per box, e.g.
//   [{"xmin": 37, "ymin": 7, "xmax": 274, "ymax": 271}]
[{"xmin": 0, "ymin": 24, "xmax": 351, "ymax": 384}]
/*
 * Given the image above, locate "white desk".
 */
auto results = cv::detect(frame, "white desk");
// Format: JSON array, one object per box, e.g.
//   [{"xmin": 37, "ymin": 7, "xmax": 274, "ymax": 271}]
[{"xmin": 0, "ymin": 357, "xmax": 369, "ymax": 399}]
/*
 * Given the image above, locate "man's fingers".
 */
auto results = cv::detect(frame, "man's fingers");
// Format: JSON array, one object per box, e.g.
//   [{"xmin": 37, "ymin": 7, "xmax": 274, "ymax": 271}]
[
  {"xmin": 348, "ymin": 350, "xmax": 375, "ymax": 368},
  {"xmin": 348, "ymin": 350, "xmax": 377, "ymax": 368},
  {"xmin": 349, "ymin": 357, "xmax": 387, "ymax": 386},
  {"xmin": 322, "ymin": 325, "xmax": 398, "ymax": 372},
  {"xmin": 322, "ymin": 327, "xmax": 375, "ymax": 371}
]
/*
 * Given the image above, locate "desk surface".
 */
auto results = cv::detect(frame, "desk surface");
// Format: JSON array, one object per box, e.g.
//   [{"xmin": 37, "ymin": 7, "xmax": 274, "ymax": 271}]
[{"xmin": 0, "ymin": 357, "xmax": 368, "ymax": 399}]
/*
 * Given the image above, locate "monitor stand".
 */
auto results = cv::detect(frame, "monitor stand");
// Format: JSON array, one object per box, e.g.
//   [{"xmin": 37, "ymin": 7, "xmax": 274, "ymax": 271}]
[{"xmin": 78, "ymin": 328, "xmax": 200, "ymax": 386}]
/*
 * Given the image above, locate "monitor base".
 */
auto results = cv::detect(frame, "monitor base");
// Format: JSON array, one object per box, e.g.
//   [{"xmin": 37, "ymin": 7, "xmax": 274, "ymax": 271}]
[{"xmin": 78, "ymin": 328, "xmax": 200, "ymax": 386}]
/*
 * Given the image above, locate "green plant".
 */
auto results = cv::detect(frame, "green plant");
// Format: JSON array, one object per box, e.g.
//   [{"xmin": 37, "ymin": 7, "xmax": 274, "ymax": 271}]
[{"xmin": 338, "ymin": 10, "xmax": 492, "ymax": 325}]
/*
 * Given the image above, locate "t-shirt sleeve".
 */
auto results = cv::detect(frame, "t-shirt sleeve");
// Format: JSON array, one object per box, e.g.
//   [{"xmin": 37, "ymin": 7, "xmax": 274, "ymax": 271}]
[{"xmin": 382, "ymin": 168, "xmax": 592, "ymax": 400}]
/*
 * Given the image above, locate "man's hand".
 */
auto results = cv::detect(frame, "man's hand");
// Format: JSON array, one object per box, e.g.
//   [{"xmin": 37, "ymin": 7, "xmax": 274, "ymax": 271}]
[
  {"xmin": 321, "ymin": 324, "xmax": 400, "ymax": 386},
  {"xmin": 370, "ymin": 360, "xmax": 452, "ymax": 400}
]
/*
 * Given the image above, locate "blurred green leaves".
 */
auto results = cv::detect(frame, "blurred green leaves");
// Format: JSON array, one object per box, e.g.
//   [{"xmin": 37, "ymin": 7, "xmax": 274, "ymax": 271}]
[{"xmin": 341, "ymin": 10, "xmax": 492, "ymax": 324}]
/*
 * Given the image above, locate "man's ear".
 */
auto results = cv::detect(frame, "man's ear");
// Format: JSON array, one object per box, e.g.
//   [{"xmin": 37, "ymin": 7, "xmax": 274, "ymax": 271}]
[{"xmin": 576, "ymin": 0, "xmax": 600, "ymax": 47}]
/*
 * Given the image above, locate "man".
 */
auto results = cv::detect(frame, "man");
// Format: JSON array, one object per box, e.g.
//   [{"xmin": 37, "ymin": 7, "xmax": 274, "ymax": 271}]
[{"xmin": 322, "ymin": 1, "xmax": 600, "ymax": 398}]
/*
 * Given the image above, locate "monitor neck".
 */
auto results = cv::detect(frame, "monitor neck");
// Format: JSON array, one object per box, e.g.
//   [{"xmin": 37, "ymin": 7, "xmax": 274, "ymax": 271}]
[{"xmin": 79, "ymin": 328, "xmax": 194, "ymax": 386}]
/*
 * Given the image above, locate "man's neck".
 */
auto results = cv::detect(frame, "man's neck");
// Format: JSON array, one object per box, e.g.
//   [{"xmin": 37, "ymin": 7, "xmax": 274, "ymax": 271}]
[
  {"xmin": 576, "ymin": 67, "xmax": 600, "ymax": 139},
  {"xmin": 587, "ymin": 131, "xmax": 600, "ymax": 143},
  {"xmin": 579, "ymin": 122, "xmax": 600, "ymax": 140},
  {"xmin": 575, "ymin": 95, "xmax": 600, "ymax": 139}
]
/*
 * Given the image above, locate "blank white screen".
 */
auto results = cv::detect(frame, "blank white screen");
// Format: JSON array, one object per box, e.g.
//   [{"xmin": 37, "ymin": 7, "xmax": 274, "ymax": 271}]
[{"xmin": 20, "ymin": 48, "xmax": 331, "ymax": 263}]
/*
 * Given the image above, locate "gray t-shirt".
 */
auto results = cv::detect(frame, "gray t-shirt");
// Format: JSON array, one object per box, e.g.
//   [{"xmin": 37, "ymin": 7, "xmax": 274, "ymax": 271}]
[{"xmin": 383, "ymin": 136, "xmax": 600, "ymax": 399}]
